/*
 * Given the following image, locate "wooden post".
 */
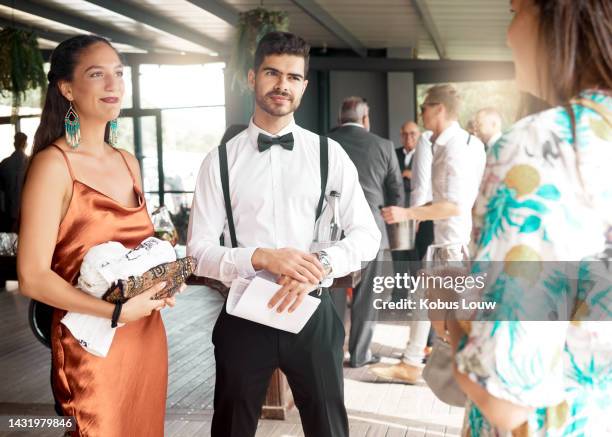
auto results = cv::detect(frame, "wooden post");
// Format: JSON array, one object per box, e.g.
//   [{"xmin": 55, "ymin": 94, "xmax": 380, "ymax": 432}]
[{"xmin": 261, "ymin": 369, "xmax": 294, "ymax": 420}]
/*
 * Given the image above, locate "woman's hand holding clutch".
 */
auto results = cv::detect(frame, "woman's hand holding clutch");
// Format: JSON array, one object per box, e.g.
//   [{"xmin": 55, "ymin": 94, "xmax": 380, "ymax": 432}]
[{"xmin": 119, "ymin": 282, "xmax": 168, "ymax": 323}]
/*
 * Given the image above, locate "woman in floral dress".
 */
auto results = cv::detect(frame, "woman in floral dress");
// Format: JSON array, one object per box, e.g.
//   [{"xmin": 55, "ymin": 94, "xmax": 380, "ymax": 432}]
[{"xmin": 438, "ymin": 1, "xmax": 612, "ymax": 435}]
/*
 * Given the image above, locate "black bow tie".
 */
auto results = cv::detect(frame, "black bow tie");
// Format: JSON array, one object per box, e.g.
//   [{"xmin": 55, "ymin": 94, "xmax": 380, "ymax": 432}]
[{"xmin": 257, "ymin": 132, "xmax": 294, "ymax": 152}]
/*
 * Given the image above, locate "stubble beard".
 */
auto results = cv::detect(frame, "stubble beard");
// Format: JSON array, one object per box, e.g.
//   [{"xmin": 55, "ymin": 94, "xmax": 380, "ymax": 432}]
[{"xmin": 255, "ymin": 89, "xmax": 300, "ymax": 117}]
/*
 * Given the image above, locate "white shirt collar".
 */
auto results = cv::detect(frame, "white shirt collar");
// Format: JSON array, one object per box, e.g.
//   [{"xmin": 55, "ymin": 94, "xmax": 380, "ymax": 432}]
[
  {"xmin": 341, "ymin": 122, "xmax": 365, "ymax": 129},
  {"xmin": 434, "ymin": 121, "xmax": 461, "ymax": 146},
  {"xmin": 247, "ymin": 117, "xmax": 297, "ymax": 150}
]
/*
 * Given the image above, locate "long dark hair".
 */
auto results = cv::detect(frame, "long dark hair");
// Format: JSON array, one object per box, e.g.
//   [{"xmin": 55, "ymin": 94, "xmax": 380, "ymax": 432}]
[
  {"xmin": 535, "ymin": 0, "xmax": 612, "ymax": 104},
  {"xmin": 31, "ymin": 35, "xmax": 120, "ymax": 156}
]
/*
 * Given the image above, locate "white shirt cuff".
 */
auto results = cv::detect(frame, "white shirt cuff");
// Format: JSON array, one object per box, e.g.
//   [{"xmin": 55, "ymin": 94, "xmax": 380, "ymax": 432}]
[
  {"xmin": 320, "ymin": 277, "xmax": 334, "ymax": 288},
  {"xmin": 234, "ymin": 247, "xmax": 257, "ymax": 278}
]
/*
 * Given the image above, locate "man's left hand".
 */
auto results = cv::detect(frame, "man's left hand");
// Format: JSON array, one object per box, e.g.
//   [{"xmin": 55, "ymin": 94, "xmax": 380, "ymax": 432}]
[
  {"xmin": 267, "ymin": 275, "xmax": 318, "ymax": 313},
  {"xmin": 381, "ymin": 206, "xmax": 412, "ymax": 224}
]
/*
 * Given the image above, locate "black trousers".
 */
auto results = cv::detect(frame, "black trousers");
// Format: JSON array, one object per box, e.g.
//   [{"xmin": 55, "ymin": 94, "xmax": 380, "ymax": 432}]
[
  {"xmin": 330, "ymin": 250, "xmax": 383, "ymax": 367},
  {"xmin": 211, "ymin": 292, "xmax": 348, "ymax": 437}
]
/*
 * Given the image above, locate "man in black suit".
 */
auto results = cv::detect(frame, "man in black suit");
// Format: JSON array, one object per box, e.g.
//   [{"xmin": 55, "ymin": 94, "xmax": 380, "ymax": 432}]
[
  {"xmin": 328, "ymin": 96, "xmax": 403, "ymax": 367},
  {"xmin": 395, "ymin": 121, "xmax": 420, "ymax": 206},
  {"xmin": 0, "ymin": 132, "xmax": 28, "ymax": 232},
  {"xmin": 390, "ymin": 122, "xmax": 422, "ymax": 305}
]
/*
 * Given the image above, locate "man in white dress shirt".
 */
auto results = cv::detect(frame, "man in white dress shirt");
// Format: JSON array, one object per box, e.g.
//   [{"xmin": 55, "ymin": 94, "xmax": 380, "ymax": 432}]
[
  {"xmin": 187, "ymin": 32, "xmax": 380, "ymax": 437},
  {"xmin": 382, "ymin": 84, "xmax": 485, "ymax": 246},
  {"xmin": 474, "ymin": 107, "xmax": 503, "ymax": 151},
  {"xmin": 377, "ymin": 84, "xmax": 485, "ymax": 383}
]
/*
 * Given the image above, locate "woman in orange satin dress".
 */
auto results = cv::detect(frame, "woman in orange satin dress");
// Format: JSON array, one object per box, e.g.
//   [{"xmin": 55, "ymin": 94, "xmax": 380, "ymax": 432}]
[{"xmin": 17, "ymin": 35, "xmax": 174, "ymax": 436}]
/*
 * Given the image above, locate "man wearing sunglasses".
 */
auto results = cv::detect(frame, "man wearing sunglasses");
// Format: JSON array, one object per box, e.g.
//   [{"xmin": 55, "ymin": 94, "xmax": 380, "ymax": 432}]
[
  {"xmin": 382, "ymin": 84, "xmax": 485, "ymax": 248},
  {"xmin": 374, "ymin": 85, "xmax": 486, "ymax": 384}
]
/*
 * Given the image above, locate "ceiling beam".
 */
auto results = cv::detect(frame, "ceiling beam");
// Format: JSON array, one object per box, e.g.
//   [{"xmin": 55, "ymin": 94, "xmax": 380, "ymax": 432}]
[
  {"xmin": 0, "ymin": 16, "xmax": 72, "ymax": 44},
  {"xmin": 40, "ymin": 49, "xmax": 225, "ymax": 65},
  {"xmin": 411, "ymin": 0, "xmax": 447, "ymax": 59},
  {"xmin": 290, "ymin": 0, "xmax": 367, "ymax": 57},
  {"xmin": 0, "ymin": 0, "xmax": 157, "ymax": 51},
  {"xmin": 309, "ymin": 56, "xmax": 514, "ymax": 81},
  {"xmin": 85, "ymin": 0, "xmax": 228, "ymax": 54},
  {"xmin": 184, "ymin": 0, "xmax": 239, "ymax": 27}
]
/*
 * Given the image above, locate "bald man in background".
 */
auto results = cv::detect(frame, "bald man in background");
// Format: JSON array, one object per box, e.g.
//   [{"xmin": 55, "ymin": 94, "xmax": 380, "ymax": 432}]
[
  {"xmin": 390, "ymin": 121, "xmax": 434, "ymax": 299},
  {"xmin": 328, "ymin": 96, "xmax": 403, "ymax": 368},
  {"xmin": 395, "ymin": 121, "xmax": 420, "ymax": 206},
  {"xmin": 474, "ymin": 107, "xmax": 503, "ymax": 151}
]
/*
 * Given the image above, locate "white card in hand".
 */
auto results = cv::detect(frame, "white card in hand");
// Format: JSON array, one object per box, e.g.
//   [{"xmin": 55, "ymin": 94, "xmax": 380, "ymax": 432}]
[{"xmin": 226, "ymin": 275, "xmax": 321, "ymax": 334}]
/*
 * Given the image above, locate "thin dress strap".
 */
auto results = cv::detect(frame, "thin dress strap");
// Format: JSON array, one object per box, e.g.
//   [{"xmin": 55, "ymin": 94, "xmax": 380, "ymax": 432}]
[
  {"xmin": 114, "ymin": 148, "xmax": 137, "ymax": 186},
  {"xmin": 50, "ymin": 144, "xmax": 75, "ymax": 181}
]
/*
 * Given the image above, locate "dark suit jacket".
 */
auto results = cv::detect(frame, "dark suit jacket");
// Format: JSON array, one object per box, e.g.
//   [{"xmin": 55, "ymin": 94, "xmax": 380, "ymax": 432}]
[
  {"xmin": 395, "ymin": 147, "xmax": 413, "ymax": 206},
  {"xmin": 0, "ymin": 150, "xmax": 28, "ymax": 227},
  {"xmin": 328, "ymin": 125, "xmax": 403, "ymax": 249}
]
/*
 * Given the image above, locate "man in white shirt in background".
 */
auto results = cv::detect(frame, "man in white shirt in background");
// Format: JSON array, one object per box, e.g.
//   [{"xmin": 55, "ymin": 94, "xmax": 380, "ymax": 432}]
[
  {"xmin": 374, "ymin": 84, "xmax": 486, "ymax": 383},
  {"xmin": 187, "ymin": 32, "xmax": 380, "ymax": 437},
  {"xmin": 474, "ymin": 107, "xmax": 503, "ymax": 152},
  {"xmin": 382, "ymin": 84, "xmax": 486, "ymax": 246}
]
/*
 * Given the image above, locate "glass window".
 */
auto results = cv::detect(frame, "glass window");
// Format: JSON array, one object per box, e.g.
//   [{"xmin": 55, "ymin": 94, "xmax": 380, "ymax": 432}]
[
  {"xmin": 416, "ymin": 80, "xmax": 520, "ymax": 129},
  {"xmin": 120, "ymin": 66, "xmax": 133, "ymax": 110},
  {"xmin": 145, "ymin": 193, "xmax": 160, "ymax": 214},
  {"xmin": 140, "ymin": 63, "xmax": 225, "ymax": 109},
  {"xmin": 0, "ymin": 124, "xmax": 16, "ymax": 160},
  {"xmin": 0, "ymin": 90, "xmax": 43, "ymax": 117},
  {"xmin": 161, "ymin": 106, "xmax": 225, "ymax": 199},
  {"xmin": 0, "ymin": 95, "xmax": 11, "ymax": 117},
  {"xmin": 140, "ymin": 116, "xmax": 159, "ymax": 195},
  {"xmin": 0, "ymin": 63, "xmax": 49, "ymax": 117},
  {"xmin": 164, "ymin": 193, "xmax": 193, "ymax": 215},
  {"xmin": 19, "ymin": 117, "xmax": 40, "ymax": 155},
  {"xmin": 115, "ymin": 117, "xmax": 134, "ymax": 154}
]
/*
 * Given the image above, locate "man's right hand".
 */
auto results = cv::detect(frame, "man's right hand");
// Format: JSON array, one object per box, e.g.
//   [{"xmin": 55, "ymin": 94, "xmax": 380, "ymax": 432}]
[{"xmin": 251, "ymin": 248, "xmax": 325, "ymax": 283}]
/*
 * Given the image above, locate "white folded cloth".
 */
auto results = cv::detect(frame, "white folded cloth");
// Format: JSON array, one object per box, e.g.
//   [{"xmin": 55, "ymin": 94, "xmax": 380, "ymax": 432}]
[{"xmin": 61, "ymin": 237, "xmax": 176, "ymax": 357}]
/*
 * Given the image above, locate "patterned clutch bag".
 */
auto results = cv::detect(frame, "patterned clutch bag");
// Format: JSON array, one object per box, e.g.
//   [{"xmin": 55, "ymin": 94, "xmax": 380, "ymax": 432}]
[{"xmin": 102, "ymin": 256, "xmax": 196, "ymax": 304}]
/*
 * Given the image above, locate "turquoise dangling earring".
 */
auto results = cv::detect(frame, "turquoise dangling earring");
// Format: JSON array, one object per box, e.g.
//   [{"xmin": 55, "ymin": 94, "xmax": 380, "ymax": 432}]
[
  {"xmin": 108, "ymin": 118, "xmax": 118, "ymax": 147},
  {"xmin": 64, "ymin": 102, "xmax": 80, "ymax": 149}
]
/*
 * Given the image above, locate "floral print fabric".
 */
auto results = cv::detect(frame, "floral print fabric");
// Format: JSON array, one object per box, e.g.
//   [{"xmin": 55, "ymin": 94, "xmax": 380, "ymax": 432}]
[{"xmin": 455, "ymin": 91, "xmax": 612, "ymax": 436}]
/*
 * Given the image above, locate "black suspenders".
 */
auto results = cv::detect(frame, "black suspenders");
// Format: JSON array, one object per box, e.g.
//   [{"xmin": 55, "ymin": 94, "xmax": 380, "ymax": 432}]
[
  {"xmin": 218, "ymin": 136, "xmax": 329, "ymax": 249},
  {"xmin": 315, "ymin": 136, "xmax": 329, "ymax": 221}
]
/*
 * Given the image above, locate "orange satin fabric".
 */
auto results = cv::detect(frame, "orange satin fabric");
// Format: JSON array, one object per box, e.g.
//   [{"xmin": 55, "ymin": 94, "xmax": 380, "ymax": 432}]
[{"xmin": 49, "ymin": 145, "xmax": 167, "ymax": 437}]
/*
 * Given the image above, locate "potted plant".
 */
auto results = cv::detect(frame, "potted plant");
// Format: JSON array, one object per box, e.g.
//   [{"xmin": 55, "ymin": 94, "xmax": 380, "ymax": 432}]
[
  {"xmin": 229, "ymin": 7, "xmax": 289, "ymax": 92},
  {"xmin": 0, "ymin": 27, "xmax": 47, "ymax": 112}
]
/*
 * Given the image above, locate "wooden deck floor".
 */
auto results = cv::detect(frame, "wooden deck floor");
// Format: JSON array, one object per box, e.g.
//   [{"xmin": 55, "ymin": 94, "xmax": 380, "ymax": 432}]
[{"xmin": 0, "ymin": 285, "xmax": 462, "ymax": 436}]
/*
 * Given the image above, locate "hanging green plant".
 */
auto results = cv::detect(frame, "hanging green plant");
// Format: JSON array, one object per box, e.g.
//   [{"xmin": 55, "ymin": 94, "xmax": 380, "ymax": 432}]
[
  {"xmin": 229, "ymin": 7, "xmax": 289, "ymax": 92},
  {"xmin": 0, "ymin": 27, "xmax": 47, "ymax": 111}
]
